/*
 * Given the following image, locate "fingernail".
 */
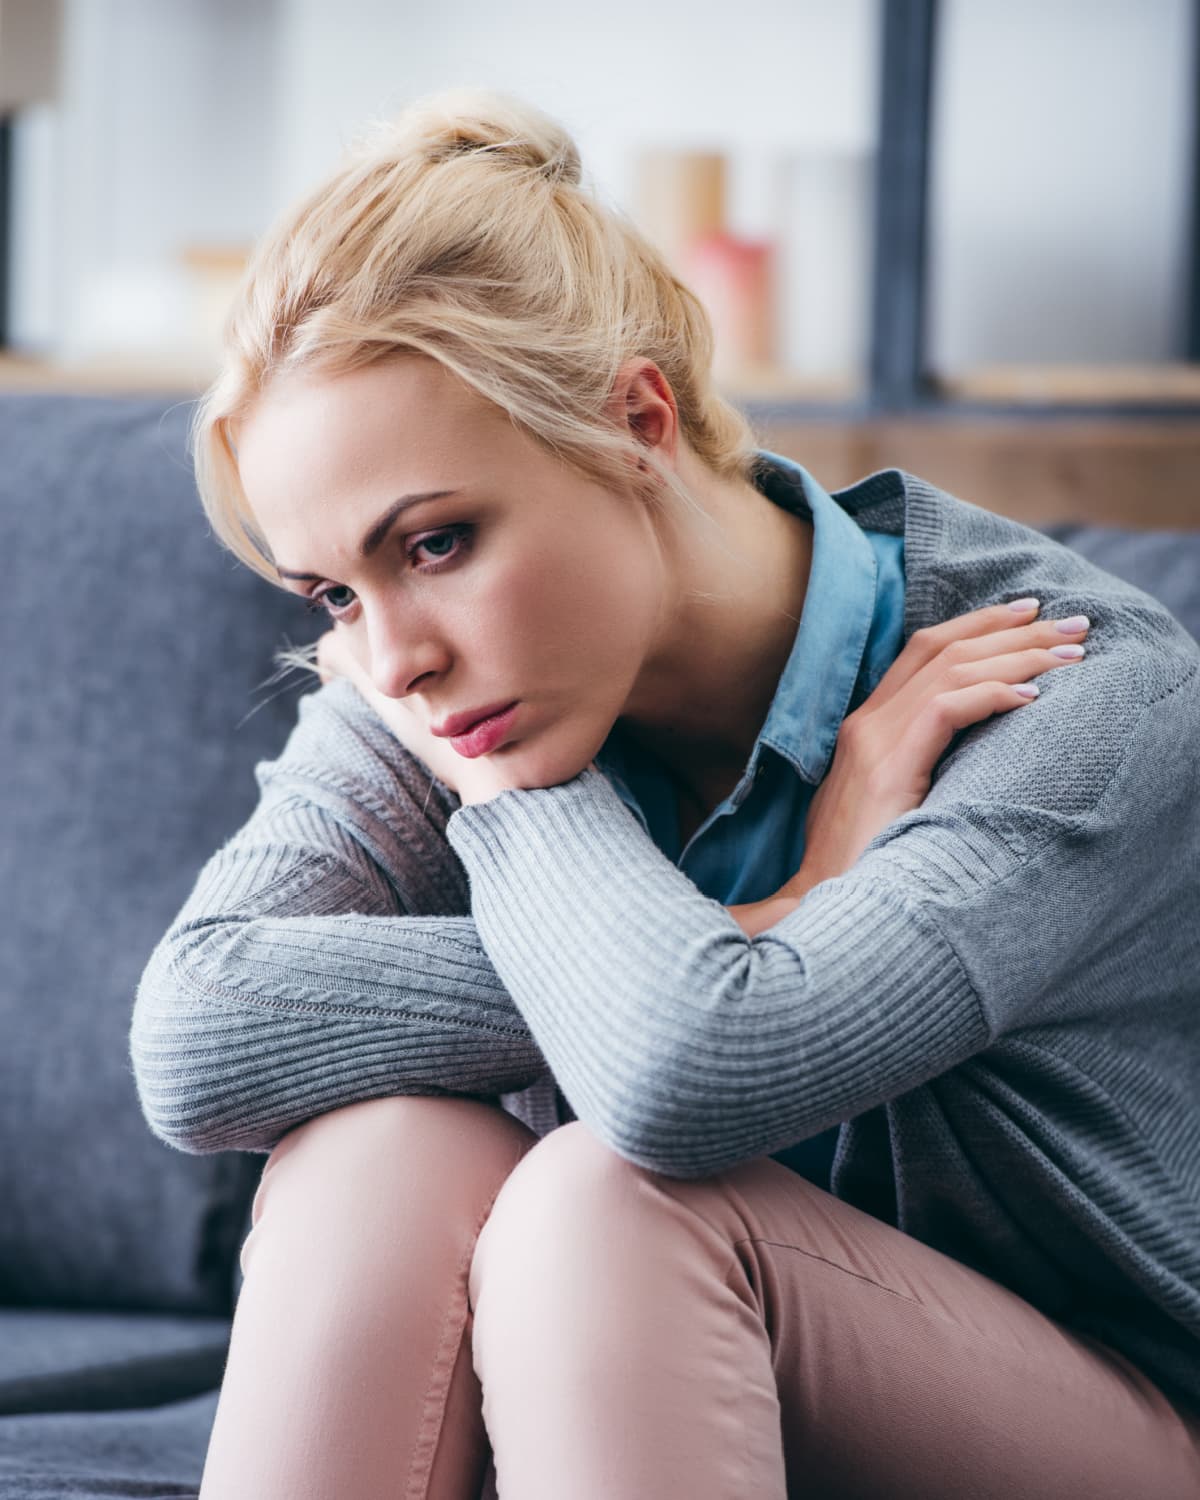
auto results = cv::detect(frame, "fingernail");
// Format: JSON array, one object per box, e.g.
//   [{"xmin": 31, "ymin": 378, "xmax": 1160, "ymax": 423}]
[
  {"xmin": 1009, "ymin": 597, "xmax": 1040, "ymax": 612},
  {"xmin": 1056, "ymin": 614, "xmax": 1090, "ymax": 634},
  {"xmin": 1014, "ymin": 682, "xmax": 1040, "ymax": 697},
  {"xmin": 1050, "ymin": 644, "xmax": 1086, "ymax": 659}
]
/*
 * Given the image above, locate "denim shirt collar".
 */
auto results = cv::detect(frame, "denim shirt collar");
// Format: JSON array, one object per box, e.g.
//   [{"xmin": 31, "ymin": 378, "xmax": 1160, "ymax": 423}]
[
  {"xmin": 749, "ymin": 449, "xmax": 879, "ymax": 785},
  {"xmin": 595, "ymin": 447, "xmax": 880, "ymax": 798}
]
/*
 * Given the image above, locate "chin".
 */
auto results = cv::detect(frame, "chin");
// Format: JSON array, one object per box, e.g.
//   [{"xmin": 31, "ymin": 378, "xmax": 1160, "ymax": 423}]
[{"xmin": 497, "ymin": 724, "xmax": 607, "ymax": 790}]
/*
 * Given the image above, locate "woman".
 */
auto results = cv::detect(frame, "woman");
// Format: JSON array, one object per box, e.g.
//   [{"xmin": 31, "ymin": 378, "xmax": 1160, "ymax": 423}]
[{"xmin": 131, "ymin": 89, "xmax": 1200, "ymax": 1498}]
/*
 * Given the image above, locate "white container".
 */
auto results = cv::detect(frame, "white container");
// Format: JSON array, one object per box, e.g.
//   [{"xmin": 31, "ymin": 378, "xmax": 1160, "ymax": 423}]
[{"xmin": 773, "ymin": 149, "xmax": 875, "ymax": 384}]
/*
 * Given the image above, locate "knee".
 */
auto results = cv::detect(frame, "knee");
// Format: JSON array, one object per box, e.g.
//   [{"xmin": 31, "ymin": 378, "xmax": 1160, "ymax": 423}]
[
  {"xmin": 472, "ymin": 1118, "xmax": 645, "ymax": 1255},
  {"xmin": 268, "ymin": 1092, "xmax": 533, "ymax": 1177},
  {"xmin": 243, "ymin": 1095, "xmax": 538, "ymax": 1271}
]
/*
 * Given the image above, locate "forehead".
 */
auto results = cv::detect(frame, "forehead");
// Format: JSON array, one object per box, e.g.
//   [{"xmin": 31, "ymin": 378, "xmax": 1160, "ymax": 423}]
[{"xmin": 233, "ymin": 355, "xmax": 509, "ymax": 543}]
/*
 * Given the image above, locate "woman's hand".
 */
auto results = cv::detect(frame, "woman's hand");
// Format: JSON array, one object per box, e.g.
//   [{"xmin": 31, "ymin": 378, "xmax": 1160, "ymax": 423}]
[{"xmin": 728, "ymin": 599, "xmax": 1090, "ymax": 934}]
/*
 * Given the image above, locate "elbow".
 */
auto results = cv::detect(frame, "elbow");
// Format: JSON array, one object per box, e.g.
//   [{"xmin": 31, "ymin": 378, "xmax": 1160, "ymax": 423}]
[
  {"xmin": 597, "ymin": 1114, "xmax": 732, "ymax": 1181},
  {"xmin": 132, "ymin": 1093, "xmax": 222, "ymax": 1157},
  {"xmin": 592, "ymin": 1011, "xmax": 779, "ymax": 1180},
  {"xmin": 129, "ymin": 1028, "xmax": 237, "ymax": 1156},
  {"xmin": 130, "ymin": 1040, "xmax": 272, "ymax": 1156},
  {"xmin": 585, "ymin": 1057, "xmax": 739, "ymax": 1182},
  {"xmin": 130, "ymin": 937, "xmax": 253, "ymax": 1156}
]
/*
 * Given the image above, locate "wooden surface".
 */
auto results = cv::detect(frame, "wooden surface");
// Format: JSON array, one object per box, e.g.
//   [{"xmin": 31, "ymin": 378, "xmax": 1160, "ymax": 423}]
[
  {"xmin": 760, "ymin": 417, "xmax": 1200, "ymax": 531},
  {"xmin": 936, "ymin": 362, "xmax": 1200, "ymax": 405},
  {"xmin": 0, "ymin": 352, "xmax": 213, "ymax": 394}
]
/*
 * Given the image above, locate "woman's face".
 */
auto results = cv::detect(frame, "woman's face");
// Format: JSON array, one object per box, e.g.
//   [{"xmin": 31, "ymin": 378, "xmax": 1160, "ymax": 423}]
[{"xmin": 234, "ymin": 354, "xmax": 671, "ymax": 785}]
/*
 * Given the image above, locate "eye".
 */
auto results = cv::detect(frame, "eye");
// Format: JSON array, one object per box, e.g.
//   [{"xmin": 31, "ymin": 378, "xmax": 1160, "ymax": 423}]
[
  {"xmin": 302, "ymin": 524, "xmax": 473, "ymax": 620},
  {"xmin": 408, "ymin": 523, "xmax": 473, "ymax": 571},
  {"xmin": 304, "ymin": 585, "xmax": 355, "ymax": 618}
]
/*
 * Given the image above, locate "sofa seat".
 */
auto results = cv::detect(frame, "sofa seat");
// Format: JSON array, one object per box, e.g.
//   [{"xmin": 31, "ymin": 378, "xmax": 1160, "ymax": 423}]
[
  {"xmin": 0, "ymin": 1389, "xmax": 220, "ymax": 1500},
  {"xmin": 0, "ymin": 1309, "xmax": 232, "ymax": 1417}
]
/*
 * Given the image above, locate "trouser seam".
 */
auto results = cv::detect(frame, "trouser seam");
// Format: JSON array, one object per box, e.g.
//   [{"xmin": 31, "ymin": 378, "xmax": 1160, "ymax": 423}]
[{"xmin": 403, "ymin": 1132, "xmax": 533, "ymax": 1500}]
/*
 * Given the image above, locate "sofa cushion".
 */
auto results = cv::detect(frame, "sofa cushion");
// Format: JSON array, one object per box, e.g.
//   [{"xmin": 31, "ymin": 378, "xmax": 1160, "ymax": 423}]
[
  {"xmin": 0, "ymin": 393, "xmax": 323, "ymax": 1316},
  {"xmin": 0, "ymin": 1387, "xmax": 219, "ymax": 1499},
  {"xmin": 0, "ymin": 1308, "xmax": 231, "ymax": 1416}
]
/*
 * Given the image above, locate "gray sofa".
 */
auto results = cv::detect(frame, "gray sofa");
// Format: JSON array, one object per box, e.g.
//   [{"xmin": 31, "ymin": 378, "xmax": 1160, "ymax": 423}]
[{"xmin": 1, "ymin": 390, "xmax": 1197, "ymax": 1498}]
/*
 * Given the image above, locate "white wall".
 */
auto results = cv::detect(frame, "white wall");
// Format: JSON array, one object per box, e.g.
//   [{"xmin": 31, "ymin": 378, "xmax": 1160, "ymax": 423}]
[
  {"xmin": 10, "ymin": 0, "xmax": 280, "ymax": 359},
  {"xmin": 266, "ymin": 0, "xmax": 881, "ymax": 379},
  {"xmin": 269, "ymin": 0, "xmax": 880, "ymax": 236},
  {"xmin": 7, "ymin": 0, "xmax": 1196, "ymax": 374},
  {"xmin": 929, "ymin": 0, "xmax": 1195, "ymax": 369}
]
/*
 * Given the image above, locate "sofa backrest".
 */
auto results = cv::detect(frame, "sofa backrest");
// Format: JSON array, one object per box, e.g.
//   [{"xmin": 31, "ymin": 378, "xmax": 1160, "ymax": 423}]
[{"xmin": 0, "ymin": 392, "xmax": 322, "ymax": 1317}]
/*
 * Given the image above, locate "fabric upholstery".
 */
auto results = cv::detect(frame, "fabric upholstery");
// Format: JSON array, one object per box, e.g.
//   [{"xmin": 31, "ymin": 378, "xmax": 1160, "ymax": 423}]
[
  {"xmin": 0, "ymin": 1309, "xmax": 232, "ymax": 1416},
  {"xmin": 0, "ymin": 392, "xmax": 323, "ymax": 1316},
  {"xmin": 0, "ymin": 1389, "xmax": 219, "ymax": 1498}
]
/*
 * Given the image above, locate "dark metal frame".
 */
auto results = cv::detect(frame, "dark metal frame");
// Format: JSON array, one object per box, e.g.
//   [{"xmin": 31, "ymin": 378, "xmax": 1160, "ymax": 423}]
[
  {"xmin": 743, "ymin": 0, "xmax": 1200, "ymax": 426},
  {"xmin": 1186, "ymin": 0, "xmax": 1200, "ymax": 362},
  {"xmin": 868, "ymin": 0, "xmax": 937, "ymax": 415},
  {"xmin": 0, "ymin": 118, "xmax": 11, "ymax": 350}
]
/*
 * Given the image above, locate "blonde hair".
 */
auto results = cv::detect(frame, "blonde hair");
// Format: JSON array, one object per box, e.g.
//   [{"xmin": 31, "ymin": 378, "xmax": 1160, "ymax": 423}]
[{"xmin": 190, "ymin": 86, "xmax": 766, "ymax": 677}]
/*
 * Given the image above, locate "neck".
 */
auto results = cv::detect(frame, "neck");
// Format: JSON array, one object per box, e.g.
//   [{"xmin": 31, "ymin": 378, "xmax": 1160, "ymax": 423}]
[{"xmin": 618, "ymin": 452, "xmax": 813, "ymax": 807}]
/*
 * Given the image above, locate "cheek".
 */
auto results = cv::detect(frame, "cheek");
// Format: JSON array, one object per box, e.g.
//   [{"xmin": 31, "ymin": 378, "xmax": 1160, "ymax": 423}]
[{"xmin": 490, "ymin": 541, "xmax": 655, "ymax": 675}]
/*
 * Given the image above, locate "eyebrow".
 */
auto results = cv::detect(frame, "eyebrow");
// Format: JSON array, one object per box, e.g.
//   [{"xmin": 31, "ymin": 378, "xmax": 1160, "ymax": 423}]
[{"xmin": 274, "ymin": 490, "xmax": 459, "ymax": 581}]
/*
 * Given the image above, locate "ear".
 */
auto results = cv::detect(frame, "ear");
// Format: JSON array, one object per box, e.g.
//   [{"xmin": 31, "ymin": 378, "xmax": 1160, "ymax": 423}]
[{"xmin": 605, "ymin": 358, "xmax": 679, "ymax": 471}]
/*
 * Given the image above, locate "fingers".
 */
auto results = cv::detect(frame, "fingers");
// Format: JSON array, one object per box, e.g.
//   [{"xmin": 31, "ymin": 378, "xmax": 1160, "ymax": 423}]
[
  {"xmin": 917, "ymin": 678, "xmax": 1051, "ymax": 747},
  {"xmin": 886, "ymin": 678, "xmax": 1043, "ymax": 783},
  {"xmin": 927, "ymin": 642, "xmax": 1088, "ymax": 696},
  {"xmin": 863, "ymin": 600, "xmax": 1091, "ymax": 712}
]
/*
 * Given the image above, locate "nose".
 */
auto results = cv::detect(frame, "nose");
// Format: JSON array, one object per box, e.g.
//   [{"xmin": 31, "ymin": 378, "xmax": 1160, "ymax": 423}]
[{"xmin": 363, "ymin": 602, "xmax": 447, "ymax": 700}]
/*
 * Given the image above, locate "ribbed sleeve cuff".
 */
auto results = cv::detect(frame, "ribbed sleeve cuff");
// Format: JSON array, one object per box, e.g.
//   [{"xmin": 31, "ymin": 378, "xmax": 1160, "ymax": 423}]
[
  {"xmin": 446, "ymin": 764, "xmax": 643, "ymax": 862},
  {"xmin": 444, "ymin": 765, "xmax": 722, "ymax": 960}
]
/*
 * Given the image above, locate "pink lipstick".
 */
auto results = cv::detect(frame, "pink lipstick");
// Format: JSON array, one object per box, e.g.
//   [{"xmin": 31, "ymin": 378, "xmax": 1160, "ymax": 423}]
[{"xmin": 447, "ymin": 702, "xmax": 519, "ymax": 758}]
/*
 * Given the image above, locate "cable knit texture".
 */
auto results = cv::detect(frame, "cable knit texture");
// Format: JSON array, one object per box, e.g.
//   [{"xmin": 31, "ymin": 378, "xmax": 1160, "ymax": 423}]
[{"xmin": 131, "ymin": 467, "xmax": 1200, "ymax": 1413}]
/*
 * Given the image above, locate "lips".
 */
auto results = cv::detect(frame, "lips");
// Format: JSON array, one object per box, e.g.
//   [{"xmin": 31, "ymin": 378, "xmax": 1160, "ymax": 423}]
[
  {"xmin": 447, "ymin": 702, "xmax": 519, "ymax": 759},
  {"xmin": 431, "ymin": 700, "xmax": 520, "ymax": 739}
]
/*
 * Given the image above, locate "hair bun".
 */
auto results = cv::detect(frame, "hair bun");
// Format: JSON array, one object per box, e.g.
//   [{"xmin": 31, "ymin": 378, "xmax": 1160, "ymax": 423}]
[{"xmin": 357, "ymin": 86, "xmax": 582, "ymax": 188}]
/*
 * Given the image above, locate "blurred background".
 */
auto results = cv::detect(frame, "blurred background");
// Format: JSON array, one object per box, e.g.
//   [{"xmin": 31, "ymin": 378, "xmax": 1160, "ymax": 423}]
[{"xmin": 1, "ymin": 0, "xmax": 1197, "ymax": 526}]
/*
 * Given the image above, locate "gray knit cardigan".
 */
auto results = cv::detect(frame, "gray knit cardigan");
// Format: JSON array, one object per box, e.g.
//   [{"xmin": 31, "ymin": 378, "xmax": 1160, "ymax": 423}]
[{"xmin": 131, "ymin": 468, "xmax": 1200, "ymax": 1412}]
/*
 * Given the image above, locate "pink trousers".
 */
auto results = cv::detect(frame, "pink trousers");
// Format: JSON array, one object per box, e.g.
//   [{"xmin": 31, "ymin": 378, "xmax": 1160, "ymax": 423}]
[{"xmin": 197, "ymin": 1095, "xmax": 1200, "ymax": 1499}]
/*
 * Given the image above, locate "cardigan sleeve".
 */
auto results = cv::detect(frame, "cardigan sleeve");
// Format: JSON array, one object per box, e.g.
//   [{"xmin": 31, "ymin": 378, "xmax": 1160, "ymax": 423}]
[
  {"xmin": 130, "ymin": 680, "xmax": 547, "ymax": 1156},
  {"xmin": 445, "ymin": 649, "xmax": 1200, "ymax": 1179}
]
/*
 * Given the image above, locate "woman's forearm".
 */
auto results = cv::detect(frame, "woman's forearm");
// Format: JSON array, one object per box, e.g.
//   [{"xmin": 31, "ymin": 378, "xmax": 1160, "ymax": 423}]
[
  {"xmin": 725, "ymin": 892, "xmax": 802, "ymax": 937},
  {"xmin": 130, "ymin": 680, "xmax": 554, "ymax": 1157},
  {"xmin": 446, "ymin": 766, "xmax": 983, "ymax": 1179}
]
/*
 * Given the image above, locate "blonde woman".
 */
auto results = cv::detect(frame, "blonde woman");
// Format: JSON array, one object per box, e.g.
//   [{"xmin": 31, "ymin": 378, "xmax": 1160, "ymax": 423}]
[{"xmin": 132, "ymin": 89, "xmax": 1200, "ymax": 1499}]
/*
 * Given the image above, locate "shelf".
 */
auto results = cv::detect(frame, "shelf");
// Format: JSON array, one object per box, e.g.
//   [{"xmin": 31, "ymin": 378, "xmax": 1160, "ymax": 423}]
[
  {"xmin": 934, "ymin": 363, "xmax": 1200, "ymax": 406},
  {"xmin": 0, "ymin": 352, "xmax": 214, "ymax": 395},
  {"xmin": 6, "ymin": 352, "xmax": 1200, "ymax": 410}
]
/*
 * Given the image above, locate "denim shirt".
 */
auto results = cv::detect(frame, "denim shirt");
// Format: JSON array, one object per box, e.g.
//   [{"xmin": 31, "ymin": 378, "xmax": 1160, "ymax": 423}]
[{"xmin": 593, "ymin": 448, "xmax": 906, "ymax": 1188}]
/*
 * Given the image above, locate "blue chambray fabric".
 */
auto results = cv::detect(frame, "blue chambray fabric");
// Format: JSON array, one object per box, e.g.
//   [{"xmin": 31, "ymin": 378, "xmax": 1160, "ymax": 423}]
[{"xmin": 593, "ymin": 449, "xmax": 906, "ymax": 1189}]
